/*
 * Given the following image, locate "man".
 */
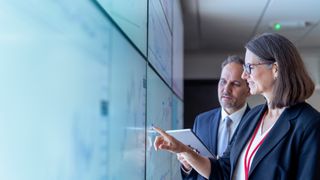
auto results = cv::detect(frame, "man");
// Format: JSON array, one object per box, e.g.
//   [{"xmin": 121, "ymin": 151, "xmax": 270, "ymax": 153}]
[{"xmin": 178, "ymin": 55, "xmax": 251, "ymax": 180}]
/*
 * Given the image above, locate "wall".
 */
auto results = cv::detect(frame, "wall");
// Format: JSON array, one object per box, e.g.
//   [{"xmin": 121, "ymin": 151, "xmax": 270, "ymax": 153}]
[
  {"xmin": 301, "ymin": 50, "xmax": 320, "ymax": 111},
  {"xmin": 184, "ymin": 50, "xmax": 320, "ymax": 110}
]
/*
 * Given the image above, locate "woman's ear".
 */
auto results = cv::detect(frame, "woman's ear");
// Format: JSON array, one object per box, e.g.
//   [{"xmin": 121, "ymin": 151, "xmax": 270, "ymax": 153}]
[{"xmin": 273, "ymin": 62, "xmax": 278, "ymax": 80}]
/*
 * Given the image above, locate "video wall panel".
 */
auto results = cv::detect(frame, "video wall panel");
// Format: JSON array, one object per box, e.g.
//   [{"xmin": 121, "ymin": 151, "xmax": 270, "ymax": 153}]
[
  {"xmin": 0, "ymin": 1, "xmax": 111, "ymax": 179},
  {"xmin": 146, "ymin": 66, "xmax": 173, "ymax": 180},
  {"xmin": 172, "ymin": 0, "xmax": 184, "ymax": 99},
  {"xmin": 171, "ymin": 94, "xmax": 184, "ymax": 179},
  {"xmin": 148, "ymin": 0, "xmax": 173, "ymax": 86},
  {"xmin": 0, "ymin": 0, "xmax": 183, "ymax": 179},
  {"xmin": 96, "ymin": 0, "xmax": 148, "ymax": 55},
  {"xmin": 108, "ymin": 21, "xmax": 147, "ymax": 179}
]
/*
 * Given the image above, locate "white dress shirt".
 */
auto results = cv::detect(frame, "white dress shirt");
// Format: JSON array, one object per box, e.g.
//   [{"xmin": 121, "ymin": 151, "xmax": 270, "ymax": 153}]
[
  {"xmin": 218, "ymin": 104, "xmax": 248, "ymax": 153},
  {"xmin": 232, "ymin": 115, "xmax": 276, "ymax": 180}
]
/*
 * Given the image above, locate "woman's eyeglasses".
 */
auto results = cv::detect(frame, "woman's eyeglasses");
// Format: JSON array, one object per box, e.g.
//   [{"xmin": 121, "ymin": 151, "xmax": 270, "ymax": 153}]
[{"xmin": 243, "ymin": 62, "xmax": 274, "ymax": 74}]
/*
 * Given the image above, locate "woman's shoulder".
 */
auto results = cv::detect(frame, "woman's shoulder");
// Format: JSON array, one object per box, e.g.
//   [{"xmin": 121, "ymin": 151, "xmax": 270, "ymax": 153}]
[
  {"xmin": 293, "ymin": 102, "xmax": 320, "ymax": 118},
  {"xmin": 291, "ymin": 102, "xmax": 320, "ymax": 129}
]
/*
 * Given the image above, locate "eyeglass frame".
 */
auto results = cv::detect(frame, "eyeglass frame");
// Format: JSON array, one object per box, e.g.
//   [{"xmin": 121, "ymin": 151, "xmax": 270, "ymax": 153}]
[{"xmin": 243, "ymin": 62, "xmax": 274, "ymax": 75}]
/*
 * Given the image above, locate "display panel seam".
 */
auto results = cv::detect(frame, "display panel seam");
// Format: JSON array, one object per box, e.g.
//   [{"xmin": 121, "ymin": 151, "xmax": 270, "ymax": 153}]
[{"xmin": 91, "ymin": 0, "xmax": 148, "ymax": 61}]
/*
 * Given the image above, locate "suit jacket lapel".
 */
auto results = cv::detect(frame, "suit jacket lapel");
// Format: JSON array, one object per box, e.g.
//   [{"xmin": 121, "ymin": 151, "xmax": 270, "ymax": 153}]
[
  {"xmin": 230, "ymin": 105, "xmax": 267, "ymax": 171},
  {"xmin": 249, "ymin": 104, "xmax": 302, "ymax": 176},
  {"xmin": 210, "ymin": 108, "xmax": 221, "ymax": 155},
  {"xmin": 230, "ymin": 105, "xmax": 251, "ymax": 142}
]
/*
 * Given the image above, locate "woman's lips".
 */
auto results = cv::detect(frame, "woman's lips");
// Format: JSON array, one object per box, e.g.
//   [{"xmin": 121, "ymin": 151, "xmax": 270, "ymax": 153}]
[{"xmin": 248, "ymin": 81, "xmax": 254, "ymax": 87}]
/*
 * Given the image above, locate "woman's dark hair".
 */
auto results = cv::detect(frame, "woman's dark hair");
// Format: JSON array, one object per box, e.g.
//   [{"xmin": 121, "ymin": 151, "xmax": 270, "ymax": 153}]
[{"xmin": 245, "ymin": 33, "xmax": 315, "ymax": 109}]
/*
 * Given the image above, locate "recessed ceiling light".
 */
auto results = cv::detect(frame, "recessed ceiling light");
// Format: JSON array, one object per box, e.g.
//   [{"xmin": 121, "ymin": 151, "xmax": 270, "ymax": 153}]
[{"xmin": 269, "ymin": 21, "xmax": 312, "ymax": 31}]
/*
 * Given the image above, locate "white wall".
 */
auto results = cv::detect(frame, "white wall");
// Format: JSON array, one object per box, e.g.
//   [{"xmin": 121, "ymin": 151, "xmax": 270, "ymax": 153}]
[
  {"xmin": 184, "ymin": 51, "xmax": 244, "ymax": 79},
  {"xmin": 301, "ymin": 50, "xmax": 320, "ymax": 111}
]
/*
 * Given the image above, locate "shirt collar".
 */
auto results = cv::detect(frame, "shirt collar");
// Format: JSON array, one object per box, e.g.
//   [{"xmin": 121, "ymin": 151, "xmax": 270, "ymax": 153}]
[{"xmin": 221, "ymin": 103, "xmax": 248, "ymax": 123}]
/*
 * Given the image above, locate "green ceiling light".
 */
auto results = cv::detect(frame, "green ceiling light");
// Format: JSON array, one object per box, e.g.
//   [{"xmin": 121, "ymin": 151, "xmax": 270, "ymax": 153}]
[
  {"xmin": 270, "ymin": 21, "xmax": 312, "ymax": 31},
  {"xmin": 273, "ymin": 23, "xmax": 282, "ymax": 31}
]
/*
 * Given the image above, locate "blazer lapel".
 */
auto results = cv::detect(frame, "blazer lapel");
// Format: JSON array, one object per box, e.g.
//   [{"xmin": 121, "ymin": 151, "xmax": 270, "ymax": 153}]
[
  {"xmin": 230, "ymin": 105, "xmax": 267, "ymax": 171},
  {"xmin": 249, "ymin": 104, "xmax": 302, "ymax": 176},
  {"xmin": 210, "ymin": 109, "xmax": 221, "ymax": 155},
  {"xmin": 230, "ymin": 105, "xmax": 251, "ymax": 143}
]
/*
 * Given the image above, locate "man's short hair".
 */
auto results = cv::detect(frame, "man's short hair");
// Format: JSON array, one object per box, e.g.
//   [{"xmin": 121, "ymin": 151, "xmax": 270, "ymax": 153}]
[{"xmin": 221, "ymin": 55, "xmax": 245, "ymax": 69}]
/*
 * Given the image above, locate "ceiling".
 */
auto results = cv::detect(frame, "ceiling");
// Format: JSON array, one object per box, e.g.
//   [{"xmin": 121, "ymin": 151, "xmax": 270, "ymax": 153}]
[{"xmin": 182, "ymin": 0, "xmax": 320, "ymax": 53}]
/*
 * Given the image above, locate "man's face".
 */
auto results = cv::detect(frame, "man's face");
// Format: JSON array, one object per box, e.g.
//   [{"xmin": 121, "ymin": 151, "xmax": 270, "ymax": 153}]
[{"xmin": 218, "ymin": 62, "xmax": 250, "ymax": 114}]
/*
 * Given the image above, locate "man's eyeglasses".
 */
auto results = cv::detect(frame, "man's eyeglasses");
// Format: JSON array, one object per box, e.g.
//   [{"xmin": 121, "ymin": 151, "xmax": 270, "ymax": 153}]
[{"xmin": 243, "ymin": 62, "xmax": 273, "ymax": 75}]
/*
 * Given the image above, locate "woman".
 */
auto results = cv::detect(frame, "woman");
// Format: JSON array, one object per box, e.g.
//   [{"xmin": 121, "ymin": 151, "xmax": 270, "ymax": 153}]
[{"xmin": 153, "ymin": 33, "xmax": 320, "ymax": 180}]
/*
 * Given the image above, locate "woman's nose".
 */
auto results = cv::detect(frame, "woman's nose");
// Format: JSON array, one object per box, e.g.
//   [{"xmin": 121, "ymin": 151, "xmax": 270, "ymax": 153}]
[{"xmin": 241, "ymin": 71, "xmax": 248, "ymax": 79}]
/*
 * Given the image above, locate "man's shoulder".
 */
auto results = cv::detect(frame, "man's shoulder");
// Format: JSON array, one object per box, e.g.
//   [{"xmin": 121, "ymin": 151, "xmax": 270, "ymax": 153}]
[
  {"xmin": 193, "ymin": 108, "xmax": 221, "ymax": 133},
  {"xmin": 196, "ymin": 108, "xmax": 221, "ymax": 120}
]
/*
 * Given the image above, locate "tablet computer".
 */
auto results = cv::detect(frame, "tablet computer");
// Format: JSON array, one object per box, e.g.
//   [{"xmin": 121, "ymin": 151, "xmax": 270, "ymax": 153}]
[{"xmin": 166, "ymin": 129, "xmax": 214, "ymax": 158}]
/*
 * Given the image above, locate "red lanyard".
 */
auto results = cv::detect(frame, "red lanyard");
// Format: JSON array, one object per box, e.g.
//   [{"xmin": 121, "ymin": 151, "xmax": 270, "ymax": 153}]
[{"xmin": 243, "ymin": 111, "xmax": 268, "ymax": 180}]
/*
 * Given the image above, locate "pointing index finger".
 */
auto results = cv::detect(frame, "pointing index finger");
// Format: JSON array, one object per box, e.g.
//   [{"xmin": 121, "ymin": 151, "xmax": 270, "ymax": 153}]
[{"xmin": 153, "ymin": 126, "xmax": 171, "ymax": 139}]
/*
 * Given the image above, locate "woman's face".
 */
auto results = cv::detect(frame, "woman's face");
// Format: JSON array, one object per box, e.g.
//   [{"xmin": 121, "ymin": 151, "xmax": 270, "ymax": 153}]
[{"xmin": 241, "ymin": 50, "xmax": 276, "ymax": 96}]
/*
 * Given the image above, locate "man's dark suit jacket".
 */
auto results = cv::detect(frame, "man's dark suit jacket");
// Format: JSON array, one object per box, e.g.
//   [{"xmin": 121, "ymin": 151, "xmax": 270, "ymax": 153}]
[
  {"xmin": 209, "ymin": 102, "xmax": 320, "ymax": 180},
  {"xmin": 182, "ymin": 106, "xmax": 251, "ymax": 180}
]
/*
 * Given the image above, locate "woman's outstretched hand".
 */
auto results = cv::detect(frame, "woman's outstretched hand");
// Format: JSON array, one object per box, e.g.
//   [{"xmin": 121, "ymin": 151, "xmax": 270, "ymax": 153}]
[
  {"xmin": 153, "ymin": 126, "xmax": 212, "ymax": 179},
  {"xmin": 153, "ymin": 127, "xmax": 189, "ymax": 154}
]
